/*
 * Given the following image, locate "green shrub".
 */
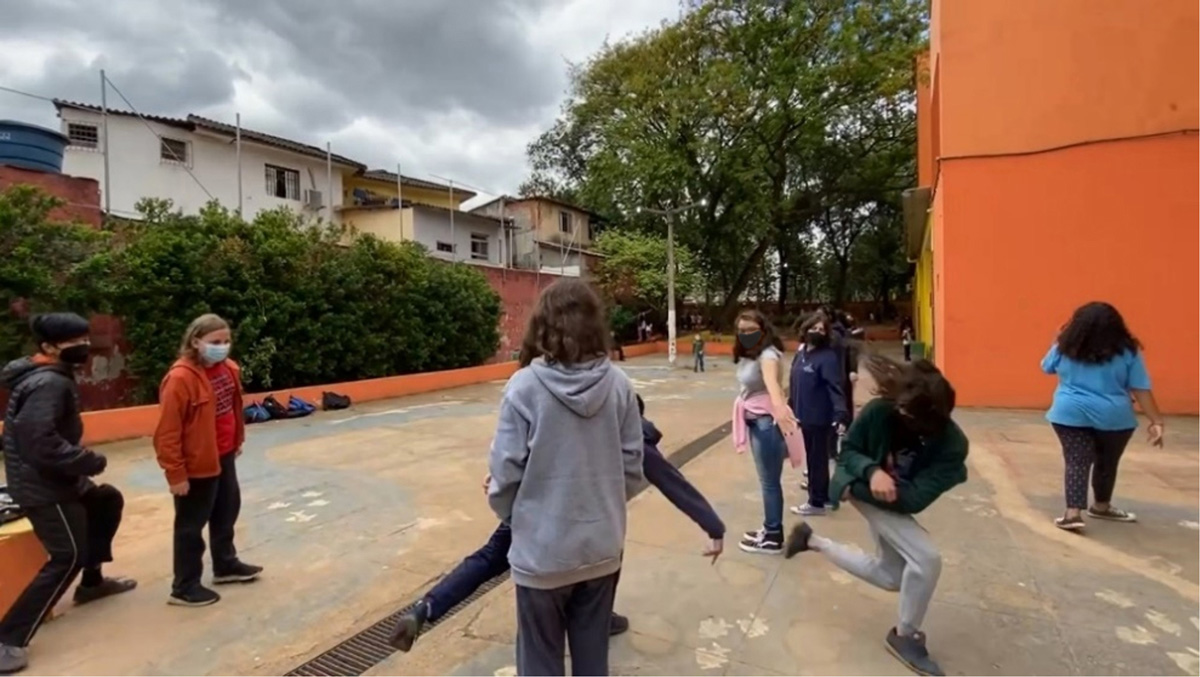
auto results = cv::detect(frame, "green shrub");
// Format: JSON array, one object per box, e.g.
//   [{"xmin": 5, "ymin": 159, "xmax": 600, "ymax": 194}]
[
  {"xmin": 0, "ymin": 185, "xmax": 108, "ymax": 358},
  {"xmin": 85, "ymin": 199, "xmax": 500, "ymax": 402}
]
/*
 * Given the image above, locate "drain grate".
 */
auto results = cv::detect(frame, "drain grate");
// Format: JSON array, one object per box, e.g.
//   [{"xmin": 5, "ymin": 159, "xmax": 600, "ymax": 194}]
[{"xmin": 285, "ymin": 421, "xmax": 730, "ymax": 676}]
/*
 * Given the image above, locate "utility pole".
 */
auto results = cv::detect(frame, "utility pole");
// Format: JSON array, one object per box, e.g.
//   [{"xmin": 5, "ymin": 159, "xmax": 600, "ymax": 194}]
[
  {"xmin": 637, "ymin": 199, "xmax": 706, "ymax": 367},
  {"xmin": 99, "ymin": 70, "xmax": 111, "ymax": 218}
]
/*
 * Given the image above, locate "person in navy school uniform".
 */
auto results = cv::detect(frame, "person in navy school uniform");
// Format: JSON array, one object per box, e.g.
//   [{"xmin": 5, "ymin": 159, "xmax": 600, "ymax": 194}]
[
  {"xmin": 387, "ymin": 393, "xmax": 726, "ymax": 653},
  {"xmin": 789, "ymin": 311, "xmax": 849, "ymax": 517}
]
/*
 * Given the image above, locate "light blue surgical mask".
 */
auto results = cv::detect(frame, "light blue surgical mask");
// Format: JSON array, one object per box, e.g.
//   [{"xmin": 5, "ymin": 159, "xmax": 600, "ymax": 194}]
[{"xmin": 201, "ymin": 342, "xmax": 230, "ymax": 364}]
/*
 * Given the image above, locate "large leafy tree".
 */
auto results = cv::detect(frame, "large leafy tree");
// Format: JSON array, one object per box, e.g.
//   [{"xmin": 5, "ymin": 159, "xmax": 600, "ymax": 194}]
[{"xmin": 524, "ymin": 0, "xmax": 924, "ymax": 323}]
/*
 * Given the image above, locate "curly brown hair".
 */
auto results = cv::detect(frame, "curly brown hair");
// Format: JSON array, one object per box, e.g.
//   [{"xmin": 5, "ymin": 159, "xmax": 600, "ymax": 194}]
[{"xmin": 518, "ymin": 278, "xmax": 612, "ymax": 367}]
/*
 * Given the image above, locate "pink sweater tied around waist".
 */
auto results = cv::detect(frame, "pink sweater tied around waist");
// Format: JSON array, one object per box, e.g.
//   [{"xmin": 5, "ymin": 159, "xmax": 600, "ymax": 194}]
[{"xmin": 732, "ymin": 392, "xmax": 806, "ymax": 469}]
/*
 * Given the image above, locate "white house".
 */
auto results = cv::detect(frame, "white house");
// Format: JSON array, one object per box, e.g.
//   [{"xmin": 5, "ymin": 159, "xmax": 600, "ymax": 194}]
[{"xmin": 54, "ymin": 100, "xmax": 364, "ymax": 221}]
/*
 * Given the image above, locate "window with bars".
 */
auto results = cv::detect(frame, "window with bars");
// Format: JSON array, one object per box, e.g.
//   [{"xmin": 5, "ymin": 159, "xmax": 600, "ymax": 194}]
[
  {"xmin": 67, "ymin": 123, "xmax": 99, "ymax": 149},
  {"xmin": 470, "ymin": 233, "xmax": 489, "ymax": 260},
  {"xmin": 265, "ymin": 164, "xmax": 300, "ymax": 200},
  {"xmin": 160, "ymin": 137, "xmax": 189, "ymax": 164},
  {"xmin": 559, "ymin": 211, "xmax": 572, "ymax": 233},
  {"xmin": 436, "ymin": 241, "xmax": 456, "ymax": 254}
]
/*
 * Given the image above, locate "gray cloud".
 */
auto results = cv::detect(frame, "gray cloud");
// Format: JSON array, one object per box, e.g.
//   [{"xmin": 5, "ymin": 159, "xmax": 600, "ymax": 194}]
[{"xmin": 0, "ymin": 0, "xmax": 678, "ymax": 196}]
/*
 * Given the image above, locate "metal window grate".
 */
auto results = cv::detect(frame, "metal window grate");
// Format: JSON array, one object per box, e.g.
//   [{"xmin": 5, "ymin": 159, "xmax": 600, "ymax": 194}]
[{"xmin": 285, "ymin": 420, "xmax": 731, "ymax": 677}]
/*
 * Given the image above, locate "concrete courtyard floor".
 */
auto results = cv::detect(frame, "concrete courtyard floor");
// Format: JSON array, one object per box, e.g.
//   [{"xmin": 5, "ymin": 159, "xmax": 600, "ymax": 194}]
[{"xmin": 11, "ymin": 354, "xmax": 1199, "ymax": 676}]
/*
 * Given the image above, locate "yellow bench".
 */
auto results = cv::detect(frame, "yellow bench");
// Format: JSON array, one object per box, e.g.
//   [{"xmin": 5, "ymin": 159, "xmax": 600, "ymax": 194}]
[{"xmin": 0, "ymin": 518, "xmax": 56, "ymax": 622}]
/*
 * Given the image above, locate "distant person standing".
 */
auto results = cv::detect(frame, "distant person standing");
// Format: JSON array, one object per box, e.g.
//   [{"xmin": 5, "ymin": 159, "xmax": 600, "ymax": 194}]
[
  {"xmin": 1041, "ymin": 302, "xmax": 1164, "ymax": 531},
  {"xmin": 692, "ymin": 334, "xmax": 706, "ymax": 373},
  {"xmin": 610, "ymin": 330, "xmax": 625, "ymax": 362},
  {"xmin": 902, "ymin": 327, "xmax": 914, "ymax": 362}
]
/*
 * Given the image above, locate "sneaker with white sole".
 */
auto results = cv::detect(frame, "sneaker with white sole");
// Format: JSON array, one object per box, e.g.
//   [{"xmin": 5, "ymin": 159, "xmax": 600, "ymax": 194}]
[
  {"xmin": 1087, "ymin": 506, "xmax": 1137, "ymax": 522},
  {"xmin": 1054, "ymin": 514, "xmax": 1085, "ymax": 531},
  {"xmin": 790, "ymin": 503, "xmax": 827, "ymax": 516},
  {"xmin": 738, "ymin": 527, "xmax": 783, "ymax": 555}
]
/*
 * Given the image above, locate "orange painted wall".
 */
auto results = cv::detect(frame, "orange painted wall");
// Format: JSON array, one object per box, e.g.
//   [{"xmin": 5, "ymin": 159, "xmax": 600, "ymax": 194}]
[
  {"xmin": 928, "ymin": 0, "xmax": 1199, "ymax": 414},
  {"xmin": 936, "ymin": 0, "xmax": 1198, "ymax": 158},
  {"xmin": 939, "ymin": 134, "xmax": 1199, "ymax": 413}
]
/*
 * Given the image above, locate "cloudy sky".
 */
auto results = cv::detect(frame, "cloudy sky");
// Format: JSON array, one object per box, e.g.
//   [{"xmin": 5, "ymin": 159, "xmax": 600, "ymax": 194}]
[{"xmin": 1, "ymin": 0, "xmax": 681, "ymax": 204}]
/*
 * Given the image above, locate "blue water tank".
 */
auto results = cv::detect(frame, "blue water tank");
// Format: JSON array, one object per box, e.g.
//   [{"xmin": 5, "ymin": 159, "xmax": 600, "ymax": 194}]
[{"xmin": 0, "ymin": 120, "xmax": 71, "ymax": 173}]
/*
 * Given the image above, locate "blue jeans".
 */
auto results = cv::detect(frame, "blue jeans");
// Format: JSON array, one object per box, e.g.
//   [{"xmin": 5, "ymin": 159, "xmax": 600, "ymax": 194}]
[
  {"xmin": 748, "ymin": 416, "xmax": 787, "ymax": 532},
  {"xmin": 425, "ymin": 523, "xmax": 512, "ymax": 620}
]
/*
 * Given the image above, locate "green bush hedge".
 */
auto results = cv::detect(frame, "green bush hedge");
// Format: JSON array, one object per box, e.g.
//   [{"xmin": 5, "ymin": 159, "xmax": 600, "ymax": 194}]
[{"xmin": 3, "ymin": 188, "xmax": 501, "ymax": 403}]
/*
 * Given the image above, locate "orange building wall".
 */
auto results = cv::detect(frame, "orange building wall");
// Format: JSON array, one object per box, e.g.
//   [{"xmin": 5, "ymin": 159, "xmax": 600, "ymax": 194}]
[
  {"xmin": 930, "ymin": 0, "xmax": 1199, "ymax": 414},
  {"xmin": 939, "ymin": 135, "xmax": 1199, "ymax": 413},
  {"xmin": 936, "ymin": 0, "xmax": 1199, "ymax": 158}
]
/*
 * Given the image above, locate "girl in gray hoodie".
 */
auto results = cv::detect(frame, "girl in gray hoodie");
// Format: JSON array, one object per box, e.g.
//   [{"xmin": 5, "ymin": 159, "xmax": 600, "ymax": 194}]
[{"xmin": 487, "ymin": 279, "xmax": 644, "ymax": 677}]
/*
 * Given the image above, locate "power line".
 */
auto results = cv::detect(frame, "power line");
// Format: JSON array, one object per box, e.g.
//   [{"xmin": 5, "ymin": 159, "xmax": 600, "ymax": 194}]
[
  {"xmin": 0, "ymin": 84, "xmax": 56, "ymax": 104},
  {"xmin": 101, "ymin": 74, "xmax": 215, "ymax": 201}
]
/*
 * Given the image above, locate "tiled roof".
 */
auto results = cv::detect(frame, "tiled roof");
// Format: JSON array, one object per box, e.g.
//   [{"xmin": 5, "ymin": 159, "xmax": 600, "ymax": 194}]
[
  {"xmin": 53, "ymin": 100, "xmax": 365, "ymax": 169},
  {"xmin": 359, "ymin": 169, "xmax": 476, "ymax": 198}
]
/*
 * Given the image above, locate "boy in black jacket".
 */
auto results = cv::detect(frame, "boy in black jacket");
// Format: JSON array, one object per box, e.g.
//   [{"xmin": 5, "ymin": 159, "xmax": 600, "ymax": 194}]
[
  {"xmin": 389, "ymin": 394, "xmax": 725, "ymax": 652},
  {"xmin": 0, "ymin": 314, "xmax": 137, "ymax": 675}
]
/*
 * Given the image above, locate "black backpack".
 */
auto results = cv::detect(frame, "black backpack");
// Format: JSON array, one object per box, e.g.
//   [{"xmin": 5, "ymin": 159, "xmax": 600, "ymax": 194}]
[{"xmin": 322, "ymin": 391, "xmax": 352, "ymax": 410}]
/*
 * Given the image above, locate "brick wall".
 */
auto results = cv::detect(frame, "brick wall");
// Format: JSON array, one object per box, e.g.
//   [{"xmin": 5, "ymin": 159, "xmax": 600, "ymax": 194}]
[
  {"xmin": 0, "ymin": 165, "xmax": 102, "ymax": 227},
  {"xmin": 474, "ymin": 266, "xmax": 559, "ymax": 361}
]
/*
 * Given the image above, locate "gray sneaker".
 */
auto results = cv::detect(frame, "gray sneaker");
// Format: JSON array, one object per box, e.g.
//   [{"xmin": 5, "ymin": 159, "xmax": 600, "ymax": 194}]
[
  {"xmin": 0, "ymin": 644, "xmax": 28, "ymax": 675},
  {"xmin": 790, "ymin": 503, "xmax": 827, "ymax": 516}
]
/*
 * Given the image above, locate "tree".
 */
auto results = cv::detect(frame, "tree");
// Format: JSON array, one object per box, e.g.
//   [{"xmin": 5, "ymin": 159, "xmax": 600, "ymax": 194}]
[
  {"xmin": 592, "ymin": 229, "xmax": 700, "ymax": 316},
  {"xmin": 0, "ymin": 185, "xmax": 107, "ymax": 357},
  {"xmin": 521, "ymin": 0, "xmax": 925, "ymax": 325}
]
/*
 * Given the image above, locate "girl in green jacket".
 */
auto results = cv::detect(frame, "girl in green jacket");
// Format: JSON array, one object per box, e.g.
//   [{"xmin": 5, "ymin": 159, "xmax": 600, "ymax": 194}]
[{"xmin": 785, "ymin": 356, "xmax": 968, "ymax": 677}]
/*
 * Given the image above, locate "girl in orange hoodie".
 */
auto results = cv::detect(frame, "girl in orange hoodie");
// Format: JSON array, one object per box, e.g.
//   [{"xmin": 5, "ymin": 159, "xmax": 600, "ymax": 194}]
[{"xmin": 153, "ymin": 314, "xmax": 262, "ymax": 607}]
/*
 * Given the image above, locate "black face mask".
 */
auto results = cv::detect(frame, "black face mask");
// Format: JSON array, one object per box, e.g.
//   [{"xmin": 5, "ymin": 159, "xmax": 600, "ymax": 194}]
[
  {"xmin": 58, "ymin": 344, "xmax": 91, "ymax": 366},
  {"xmin": 806, "ymin": 331, "xmax": 828, "ymax": 348}
]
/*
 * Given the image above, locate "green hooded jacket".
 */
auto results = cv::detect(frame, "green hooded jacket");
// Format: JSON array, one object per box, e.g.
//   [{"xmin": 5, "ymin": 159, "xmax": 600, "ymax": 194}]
[{"xmin": 829, "ymin": 398, "xmax": 968, "ymax": 514}]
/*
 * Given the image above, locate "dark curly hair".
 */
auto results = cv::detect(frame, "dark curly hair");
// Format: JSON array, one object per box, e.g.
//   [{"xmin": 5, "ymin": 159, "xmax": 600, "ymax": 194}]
[
  {"xmin": 732, "ymin": 309, "xmax": 785, "ymax": 363},
  {"xmin": 518, "ymin": 278, "xmax": 612, "ymax": 367},
  {"xmin": 862, "ymin": 354, "xmax": 956, "ymax": 437},
  {"xmin": 1056, "ymin": 302, "xmax": 1141, "ymax": 364}
]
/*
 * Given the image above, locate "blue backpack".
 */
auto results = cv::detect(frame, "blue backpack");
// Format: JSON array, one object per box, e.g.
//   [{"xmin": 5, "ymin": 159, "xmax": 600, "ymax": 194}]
[
  {"xmin": 243, "ymin": 401, "xmax": 271, "ymax": 424},
  {"xmin": 287, "ymin": 395, "xmax": 317, "ymax": 417}
]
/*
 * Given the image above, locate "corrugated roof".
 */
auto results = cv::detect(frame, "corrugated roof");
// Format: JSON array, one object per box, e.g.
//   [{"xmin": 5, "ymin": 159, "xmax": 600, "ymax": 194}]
[
  {"xmin": 472, "ymin": 194, "xmax": 600, "ymax": 220},
  {"xmin": 359, "ymin": 169, "xmax": 475, "ymax": 198},
  {"xmin": 53, "ymin": 100, "xmax": 365, "ymax": 169}
]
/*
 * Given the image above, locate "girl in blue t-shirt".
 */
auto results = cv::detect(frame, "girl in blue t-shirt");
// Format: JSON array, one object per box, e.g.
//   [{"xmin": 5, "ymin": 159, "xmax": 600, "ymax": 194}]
[{"xmin": 1041, "ymin": 302, "xmax": 1165, "ymax": 531}]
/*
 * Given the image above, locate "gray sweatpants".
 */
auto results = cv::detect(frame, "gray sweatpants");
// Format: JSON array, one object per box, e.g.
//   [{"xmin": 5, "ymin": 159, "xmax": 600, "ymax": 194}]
[
  {"xmin": 815, "ymin": 500, "xmax": 942, "ymax": 635},
  {"xmin": 515, "ymin": 572, "xmax": 619, "ymax": 676}
]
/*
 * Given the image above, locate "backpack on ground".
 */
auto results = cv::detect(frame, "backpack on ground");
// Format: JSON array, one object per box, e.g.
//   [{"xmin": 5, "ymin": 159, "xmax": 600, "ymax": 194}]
[
  {"xmin": 243, "ymin": 401, "xmax": 271, "ymax": 424},
  {"xmin": 321, "ymin": 391, "xmax": 352, "ymax": 410},
  {"xmin": 287, "ymin": 395, "xmax": 316, "ymax": 418},
  {"xmin": 262, "ymin": 395, "xmax": 291, "ymax": 420}
]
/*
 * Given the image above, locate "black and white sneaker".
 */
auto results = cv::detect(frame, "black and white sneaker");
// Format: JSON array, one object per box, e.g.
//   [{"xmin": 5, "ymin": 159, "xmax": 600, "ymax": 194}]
[
  {"xmin": 738, "ymin": 528, "xmax": 783, "ymax": 555},
  {"xmin": 213, "ymin": 561, "xmax": 263, "ymax": 584},
  {"xmin": 168, "ymin": 585, "xmax": 221, "ymax": 607}
]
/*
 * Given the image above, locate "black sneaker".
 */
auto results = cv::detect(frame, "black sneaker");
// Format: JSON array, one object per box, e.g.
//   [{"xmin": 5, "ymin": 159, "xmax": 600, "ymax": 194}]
[
  {"xmin": 389, "ymin": 600, "xmax": 430, "ymax": 652},
  {"xmin": 213, "ymin": 561, "xmax": 263, "ymax": 584},
  {"xmin": 1087, "ymin": 505, "xmax": 1137, "ymax": 522},
  {"xmin": 784, "ymin": 522, "xmax": 813, "ymax": 559},
  {"xmin": 885, "ymin": 628, "xmax": 944, "ymax": 676},
  {"xmin": 609, "ymin": 613, "xmax": 630, "ymax": 636},
  {"xmin": 0, "ymin": 645, "xmax": 28, "ymax": 675},
  {"xmin": 738, "ymin": 528, "xmax": 783, "ymax": 555},
  {"xmin": 73, "ymin": 576, "xmax": 138, "ymax": 605},
  {"xmin": 168, "ymin": 585, "xmax": 221, "ymax": 607}
]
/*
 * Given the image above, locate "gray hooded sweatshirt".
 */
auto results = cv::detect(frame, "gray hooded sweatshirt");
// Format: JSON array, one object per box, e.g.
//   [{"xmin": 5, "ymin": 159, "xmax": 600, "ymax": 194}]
[{"xmin": 488, "ymin": 357, "xmax": 645, "ymax": 590}]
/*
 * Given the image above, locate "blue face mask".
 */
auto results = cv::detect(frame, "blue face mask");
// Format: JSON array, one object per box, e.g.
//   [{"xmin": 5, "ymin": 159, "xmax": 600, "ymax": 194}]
[
  {"xmin": 737, "ymin": 331, "xmax": 762, "ymax": 350},
  {"xmin": 201, "ymin": 342, "xmax": 231, "ymax": 364}
]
